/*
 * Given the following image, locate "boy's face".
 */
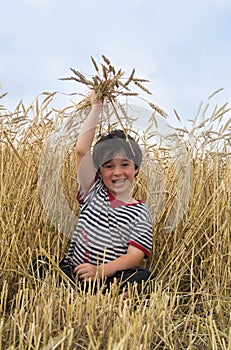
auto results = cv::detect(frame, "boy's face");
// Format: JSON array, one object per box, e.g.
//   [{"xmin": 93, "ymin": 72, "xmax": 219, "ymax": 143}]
[{"xmin": 100, "ymin": 155, "xmax": 138, "ymax": 199}]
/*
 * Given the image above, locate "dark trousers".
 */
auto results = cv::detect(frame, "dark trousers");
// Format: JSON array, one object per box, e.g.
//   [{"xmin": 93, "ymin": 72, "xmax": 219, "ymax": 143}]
[{"xmin": 31, "ymin": 256, "xmax": 151, "ymax": 294}]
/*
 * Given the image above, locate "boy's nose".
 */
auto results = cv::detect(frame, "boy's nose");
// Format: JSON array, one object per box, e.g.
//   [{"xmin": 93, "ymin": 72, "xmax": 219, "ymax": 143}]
[{"xmin": 113, "ymin": 166, "xmax": 122, "ymax": 175}]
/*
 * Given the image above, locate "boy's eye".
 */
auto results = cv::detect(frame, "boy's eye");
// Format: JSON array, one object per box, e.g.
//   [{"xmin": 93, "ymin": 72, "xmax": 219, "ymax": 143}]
[
  {"xmin": 103, "ymin": 164, "xmax": 113, "ymax": 169},
  {"xmin": 121, "ymin": 162, "xmax": 130, "ymax": 167}
]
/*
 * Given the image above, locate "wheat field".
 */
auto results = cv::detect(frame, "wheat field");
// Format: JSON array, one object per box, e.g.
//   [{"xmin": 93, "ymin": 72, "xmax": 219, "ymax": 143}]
[{"xmin": 0, "ymin": 61, "xmax": 230, "ymax": 349}]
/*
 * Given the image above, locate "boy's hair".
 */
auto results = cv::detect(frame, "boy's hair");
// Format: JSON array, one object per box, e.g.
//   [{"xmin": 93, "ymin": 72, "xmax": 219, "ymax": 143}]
[{"xmin": 92, "ymin": 130, "xmax": 142, "ymax": 171}]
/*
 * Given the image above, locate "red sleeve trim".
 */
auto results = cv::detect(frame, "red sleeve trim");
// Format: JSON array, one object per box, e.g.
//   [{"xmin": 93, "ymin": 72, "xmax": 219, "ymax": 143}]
[{"xmin": 128, "ymin": 240, "xmax": 151, "ymax": 258}]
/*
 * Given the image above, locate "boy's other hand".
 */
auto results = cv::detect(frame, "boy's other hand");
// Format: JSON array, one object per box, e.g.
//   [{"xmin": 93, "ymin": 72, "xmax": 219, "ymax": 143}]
[{"xmin": 74, "ymin": 263, "xmax": 99, "ymax": 281}]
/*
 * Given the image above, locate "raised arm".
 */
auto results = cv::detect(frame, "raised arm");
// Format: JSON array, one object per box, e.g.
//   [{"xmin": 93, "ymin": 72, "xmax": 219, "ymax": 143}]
[{"xmin": 76, "ymin": 91, "xmax": 102, "ymax": 192}]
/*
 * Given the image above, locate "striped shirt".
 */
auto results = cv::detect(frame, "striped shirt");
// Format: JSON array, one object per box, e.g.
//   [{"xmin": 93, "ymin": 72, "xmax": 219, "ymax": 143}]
[{"xmin": 65, "ymin": 176, "xmax": 153, "ymax": 267}]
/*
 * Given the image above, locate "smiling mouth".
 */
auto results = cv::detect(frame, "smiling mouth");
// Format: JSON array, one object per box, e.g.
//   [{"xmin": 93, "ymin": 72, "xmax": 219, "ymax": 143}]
[{"xmin": 112, "ymin": 179, "xmax": 126, "ymax": 187}]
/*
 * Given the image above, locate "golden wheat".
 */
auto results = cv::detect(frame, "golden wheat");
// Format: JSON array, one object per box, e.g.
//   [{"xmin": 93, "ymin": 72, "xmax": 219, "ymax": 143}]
[{"xmin": 0, "ymin": 64, "xmax": 230, "ymax": 349}]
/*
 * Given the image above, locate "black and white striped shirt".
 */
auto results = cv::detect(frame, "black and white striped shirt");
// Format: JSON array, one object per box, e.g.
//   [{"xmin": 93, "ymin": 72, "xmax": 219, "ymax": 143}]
[{"xmin": 65, "ymin": 177, "xmax": 153, "ymax": 267}]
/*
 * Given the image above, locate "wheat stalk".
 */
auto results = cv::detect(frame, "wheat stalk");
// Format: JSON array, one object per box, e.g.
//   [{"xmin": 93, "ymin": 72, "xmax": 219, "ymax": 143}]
[{"xmin": 0, "ymin": 66, "xmax": 230, "ymax": 350}]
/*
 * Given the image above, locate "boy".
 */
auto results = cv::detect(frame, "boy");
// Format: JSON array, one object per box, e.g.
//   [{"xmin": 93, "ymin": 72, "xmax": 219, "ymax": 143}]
[
  {"xmin": 63, "ymin": 91, "xmax": 153, "ymax": 291},
  {"xmin": 33, "ymin": 91, "xmax": 153, "ymax": 294}
]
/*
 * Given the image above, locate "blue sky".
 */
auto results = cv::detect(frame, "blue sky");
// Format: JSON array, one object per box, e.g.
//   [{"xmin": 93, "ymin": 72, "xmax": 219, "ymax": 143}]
[{"xmin": 1, "ymin": 0, "xmax": 231, "ymax": 126}]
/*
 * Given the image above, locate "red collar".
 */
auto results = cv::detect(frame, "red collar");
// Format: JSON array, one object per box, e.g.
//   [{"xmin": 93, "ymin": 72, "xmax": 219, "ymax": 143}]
[{"xmin": 108, "ymin": 191, "xmax": 143, "ymax": 208}]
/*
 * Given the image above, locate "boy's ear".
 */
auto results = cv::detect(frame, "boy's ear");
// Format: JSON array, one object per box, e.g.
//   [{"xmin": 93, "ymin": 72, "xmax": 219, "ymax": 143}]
[{"xmin": 134, "ymin": 168, "xmax": 139, "ymax": 176}]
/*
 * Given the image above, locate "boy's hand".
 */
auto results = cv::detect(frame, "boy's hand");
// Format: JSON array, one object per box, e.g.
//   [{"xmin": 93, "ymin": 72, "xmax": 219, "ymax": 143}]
[
  {"xmin": 88, "ymin": 90, "xmax": 102, "ymax": 106},
  {"xmin": 74, "ymin": 263, "xmax": 99, "ymax": 281}
]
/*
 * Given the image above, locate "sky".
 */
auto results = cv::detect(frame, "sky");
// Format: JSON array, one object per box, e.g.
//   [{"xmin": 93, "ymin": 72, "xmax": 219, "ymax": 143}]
[{"xmin": 1, "ymin": 0, "xmax": 231, "ymax": 127}]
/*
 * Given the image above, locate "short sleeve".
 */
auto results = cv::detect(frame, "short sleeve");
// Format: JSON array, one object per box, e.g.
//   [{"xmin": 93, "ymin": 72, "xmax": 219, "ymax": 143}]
[
  {"xmin": 128, "ymin": 206, "xmax": 153, "ymax": 258},
  {"xmin": 77, "ymin": 174, "xmax": 102, "ymax": 206}
]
